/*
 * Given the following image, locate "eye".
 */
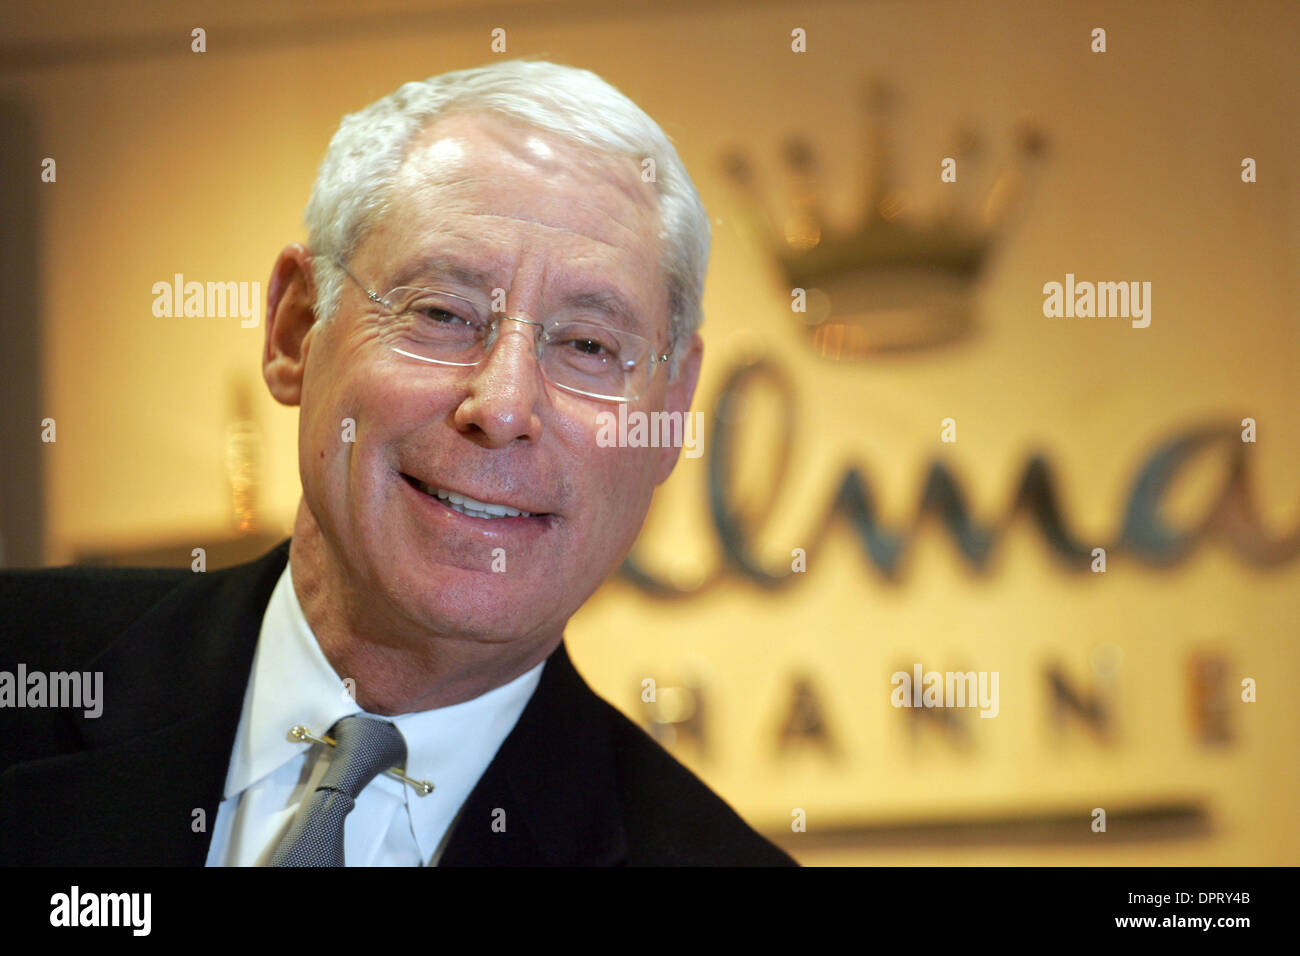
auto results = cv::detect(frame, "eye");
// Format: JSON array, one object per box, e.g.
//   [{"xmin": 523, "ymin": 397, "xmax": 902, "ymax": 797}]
[
  {"xmin": 400, "ymin": 290, "xmax": 484, "ymax": 328},
  {"xmin": 412, "ymin": 305, "xmax": 470, "ymax": 326},
  {"xmin": 568, "ymin": 337, "xmax": 608, "ymax": 356},
  {"xmin": 553, "ymin": 325, "xmax": 622, "ymax": 361}
]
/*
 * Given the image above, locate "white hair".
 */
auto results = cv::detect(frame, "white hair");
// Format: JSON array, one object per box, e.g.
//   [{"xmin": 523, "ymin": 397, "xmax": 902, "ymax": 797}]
[{"xmin": 302, "ymin": 59, "xmax": 710, "ymax": 375}]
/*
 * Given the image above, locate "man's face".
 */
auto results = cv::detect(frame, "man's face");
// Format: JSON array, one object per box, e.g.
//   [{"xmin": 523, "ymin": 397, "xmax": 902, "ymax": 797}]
[{"xmin": 285, "ymin": 111, "xmax": 700, "ymax": 648}]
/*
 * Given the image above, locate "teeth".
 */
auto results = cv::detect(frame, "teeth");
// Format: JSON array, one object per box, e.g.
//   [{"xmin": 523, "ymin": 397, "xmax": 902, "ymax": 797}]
[{"xmin": 418, "ymin": 481, "xmax": 535, "ymax": 518}]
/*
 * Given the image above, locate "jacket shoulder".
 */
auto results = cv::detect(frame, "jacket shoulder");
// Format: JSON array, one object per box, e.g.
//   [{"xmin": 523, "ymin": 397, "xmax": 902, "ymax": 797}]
[
  {"xmin": 594, "ymin": 695, "xmax": 796, "ymax": 866},
  {"xmin": 0, "ymin": 564, "xmax": 190, "ymax": 664}
]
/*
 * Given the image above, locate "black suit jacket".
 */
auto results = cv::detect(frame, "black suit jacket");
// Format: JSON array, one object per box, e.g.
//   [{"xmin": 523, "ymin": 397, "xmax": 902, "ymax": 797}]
[{"xmin": 0, "ymin": 541, "xmax": 795, "ymax": 866}]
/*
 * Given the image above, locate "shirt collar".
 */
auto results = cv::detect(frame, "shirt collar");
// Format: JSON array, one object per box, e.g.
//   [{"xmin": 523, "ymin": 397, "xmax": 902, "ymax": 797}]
[
  {"xmin": 222, "ymin": 561, "xmax": 544, "ymax": 863},
  {"xmin": 222, "ymin": 563, "xmax": 358, "ymax": 801}
]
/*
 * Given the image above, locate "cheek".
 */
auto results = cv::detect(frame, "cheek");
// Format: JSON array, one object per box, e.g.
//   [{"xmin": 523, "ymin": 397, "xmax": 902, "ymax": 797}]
[
  {"xmin": 297, "ymin": 369, "xmax": 384, "ymax": 503},
  {"xmin": 563, "ymin": 402, "xmax": 665, "ymax": 487},
  {"xmin": 302, "ymin": 347, "xmax": 412, "ymax": 453},
  {"xmin": 299, "ymin": 378, "xmax": 353, "ymax": 469},
  {"xmin": 585, "ymin": 442, "xmax": 659, "ymax": 536}
]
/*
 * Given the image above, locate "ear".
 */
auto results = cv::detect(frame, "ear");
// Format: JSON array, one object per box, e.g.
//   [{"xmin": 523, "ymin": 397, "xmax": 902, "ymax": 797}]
[
  {"xmin": 262, "ymin": 243, "xmax": 319, "ymax": 407},
  {"xmin": 653, "ymin": 333, "xmax": 704, "ymax": 485}
]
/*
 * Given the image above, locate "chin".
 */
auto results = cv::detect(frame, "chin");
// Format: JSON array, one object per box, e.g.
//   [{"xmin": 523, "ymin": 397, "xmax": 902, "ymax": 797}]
[{"xmin": 380, "ymin": 560, "xmax": 547, "ymax": 641}]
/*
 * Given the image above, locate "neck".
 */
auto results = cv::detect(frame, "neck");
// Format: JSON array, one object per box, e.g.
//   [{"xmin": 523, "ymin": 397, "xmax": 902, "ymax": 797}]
[{"xmin": 287, "ymin": 499, "xmax": 558, "ymax": 715}]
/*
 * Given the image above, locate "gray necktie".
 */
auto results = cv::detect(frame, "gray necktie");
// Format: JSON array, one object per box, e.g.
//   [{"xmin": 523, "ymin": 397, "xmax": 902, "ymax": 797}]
[{"xmin": 269, "ymin": 715, "xmax": 408, "ymax": 867}]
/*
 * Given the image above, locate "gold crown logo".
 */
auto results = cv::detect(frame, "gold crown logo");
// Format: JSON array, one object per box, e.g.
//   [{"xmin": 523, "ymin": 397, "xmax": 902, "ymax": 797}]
[{"xmin": 722, "ymin": 80, "xmax": 1047, "ymax": 359}]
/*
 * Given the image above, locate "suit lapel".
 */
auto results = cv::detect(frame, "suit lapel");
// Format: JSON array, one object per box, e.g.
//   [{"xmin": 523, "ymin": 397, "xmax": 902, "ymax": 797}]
[
  {"xmin": 440, "ymin": 640, "xmax": 628, "ymax": 866},
  {"xmin": 2, "ymin": 541, "xmax": 290, "ymax": 865}
]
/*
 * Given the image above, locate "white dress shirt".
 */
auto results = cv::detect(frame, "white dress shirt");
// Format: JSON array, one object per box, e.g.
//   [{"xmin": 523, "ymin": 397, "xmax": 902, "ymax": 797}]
[{"xmin": 204, "ymin": 562, "xmax": 544, "ymax": 866}]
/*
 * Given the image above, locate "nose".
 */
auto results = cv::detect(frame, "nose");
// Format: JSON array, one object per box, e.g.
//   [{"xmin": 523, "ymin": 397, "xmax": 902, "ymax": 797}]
[{"xmin": 451, "ymin": 316, "xmax": 545, "ymax": 448}]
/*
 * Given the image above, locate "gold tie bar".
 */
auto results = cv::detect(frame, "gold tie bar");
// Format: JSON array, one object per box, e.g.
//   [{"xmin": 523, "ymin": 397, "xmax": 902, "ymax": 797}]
[{"xmin": 286, "ymin": 724, "xmax": 435, "ymax": 796}]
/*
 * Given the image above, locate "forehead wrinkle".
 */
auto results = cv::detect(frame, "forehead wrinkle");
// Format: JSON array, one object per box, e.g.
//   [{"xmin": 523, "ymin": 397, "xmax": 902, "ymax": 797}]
[
  {"xmin": 460, "ymin": 191, "xmax": 656, "ymax": 248},
  {"xmin": 384, "ymin": 192, "xmax": 642, "ymax": 274},
  {"xmin": 397, "ymin": 144, "xmax": 656, "ymax": 247}
]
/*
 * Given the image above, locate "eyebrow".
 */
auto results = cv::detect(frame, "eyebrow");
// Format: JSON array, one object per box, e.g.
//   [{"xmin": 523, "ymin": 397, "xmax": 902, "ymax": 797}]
[
  {"xmin": 390, "ymin": 254, "xmax": 494, "ymax": 291},
  {"xmin": 564, "ymin": 288, "xmax": 642, "ymax": 332},
  {"xmin": 389, "ymin": 253, "xmax": 645, "ymax": 332}
]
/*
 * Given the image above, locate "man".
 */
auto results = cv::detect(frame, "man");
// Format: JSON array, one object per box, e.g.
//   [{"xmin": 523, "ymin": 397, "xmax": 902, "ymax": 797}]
[{"xmin": 0, "ymin": 60, "xmax": 795, "ymax": 866}]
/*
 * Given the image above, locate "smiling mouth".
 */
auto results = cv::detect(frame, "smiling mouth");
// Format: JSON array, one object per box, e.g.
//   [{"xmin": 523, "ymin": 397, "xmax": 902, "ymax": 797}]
[{"xmin": 401, "ymin": 473, "xmax": 547, "ymax": 519}]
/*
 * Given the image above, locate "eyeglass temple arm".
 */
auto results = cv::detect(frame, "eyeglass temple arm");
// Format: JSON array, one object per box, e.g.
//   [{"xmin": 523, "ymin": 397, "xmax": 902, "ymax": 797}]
[{"xmin": 332, "ymin": 256, "xmax": 387, "ymax": 307}]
